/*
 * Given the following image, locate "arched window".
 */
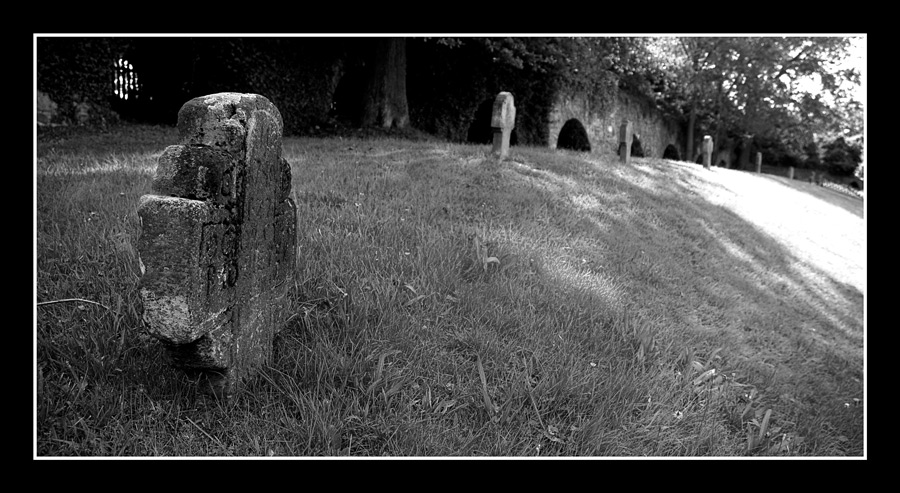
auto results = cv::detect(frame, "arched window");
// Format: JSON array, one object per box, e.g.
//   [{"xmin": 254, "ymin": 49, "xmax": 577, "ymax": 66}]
[{"xmin": 113, "ymin": 58, "xmax": 140, "ymax": 101}]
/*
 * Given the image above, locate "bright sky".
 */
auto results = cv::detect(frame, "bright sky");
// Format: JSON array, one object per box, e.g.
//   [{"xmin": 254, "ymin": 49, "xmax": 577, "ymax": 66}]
[
  {"xmin": 848, "ymin": 36, "xmax": 865, "ymax": 105},
  {"xmin": 822, "ymin": 36, "xmax": 866, "ymax": 105},
  {"xmin": 788, "ymin": 36, "xmax": 865, "ymax": 105}
]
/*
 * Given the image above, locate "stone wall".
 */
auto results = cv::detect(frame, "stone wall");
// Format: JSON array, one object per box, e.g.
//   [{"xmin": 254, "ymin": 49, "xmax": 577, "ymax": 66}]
[{"xmin": 548, "ymin": 90, "xmax": 684, "ymax": 160}]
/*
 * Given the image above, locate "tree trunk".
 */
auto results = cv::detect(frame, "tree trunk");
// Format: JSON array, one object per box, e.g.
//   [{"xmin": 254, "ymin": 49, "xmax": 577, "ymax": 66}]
[
  {"xmin": 360, "ymin": 38, "xmax": 409, "ymax": 129},
  {"xmin": 714, "ymin": 126, "xmax": 724, "ymax": 168},
  {"xmin": 738, "ymin": 135, "xmax": 752, "ymax": 170}
]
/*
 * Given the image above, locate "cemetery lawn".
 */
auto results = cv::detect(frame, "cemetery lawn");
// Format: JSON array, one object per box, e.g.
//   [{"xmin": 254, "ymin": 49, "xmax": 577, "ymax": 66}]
[{"xmin": 35, "ymin": 125, "xmax": 864, "ymax": 457}]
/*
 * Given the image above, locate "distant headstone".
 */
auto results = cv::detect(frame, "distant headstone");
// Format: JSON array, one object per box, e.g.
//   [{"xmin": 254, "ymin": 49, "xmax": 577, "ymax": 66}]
[
  {"xmin": 136, "ymin": 93, "xmax": 297, "ymax": 395},
  {"xmin": 37, "ymin": 91, "xmax": 57, "ymax": 125},
  {"xmin": 755, "ymin": 152, "xmax": 762, "ymax": 173},
  {"xmin": 491, "ymin": 92, "xmax": 515, "ymax": 160},
  {"xmin": 788, "ymin": 166, "xmax": 795, "ymax": 180},
  {"xmin": 619, "ymin": 120, "xmax": 633, "ymax": 164},
  {"xmin": 702, "ymin": 135, "xmax": 713, "ymax": 170}
]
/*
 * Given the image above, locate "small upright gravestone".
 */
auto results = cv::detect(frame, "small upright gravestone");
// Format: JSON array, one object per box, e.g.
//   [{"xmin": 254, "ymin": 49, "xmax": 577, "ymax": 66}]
[
  {"xmin": 755, "ymin": 152, "xmax": 762, "ymax": 173},
  {"xmin": 491, "ymin": 92, "xmax": 515, "ymax": 160},
  {"xmin": 619, "ymin": 120, "xmax": 633, "ymax": 164},
  {"xmin": 788, "ymin": 166, "xmax": 795, "ymax": 180},
  {"xmin": 136, "ymin": 93, "xmax": 297, "ymax": 395},
  {"xmin": 702, "ymin": 135, "xmax": 713, "ymax": 170}
]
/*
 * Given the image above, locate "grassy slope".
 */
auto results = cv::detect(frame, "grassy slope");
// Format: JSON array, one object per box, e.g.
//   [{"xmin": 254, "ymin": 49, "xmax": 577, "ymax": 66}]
[{"xmin": 35, "ymin": 125, "xmax": 864, "ymax": 456}]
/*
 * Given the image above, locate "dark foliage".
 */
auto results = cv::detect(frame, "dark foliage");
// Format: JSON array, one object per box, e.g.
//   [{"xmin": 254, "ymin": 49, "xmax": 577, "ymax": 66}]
[
  {"xmin": 407, "ymin": 38, "xmax": 557, "ymax": 146},
  {"xmin": 39, "ymin": 37, "xmax": 353, "ymax": 135},
  {"xmin": 37, "ymin": 37, "xmax": 129, "ymax": 125},
  {"xmin": 182, "ymin": 38, "xmax": 351, "ymax": 135},
  {"xmin": 37, "ymin": 37, "xmax": 659, "ymax": 144},
  {"xmin": 802, "ymin": 141, "xmax": 822, "ymax": 170},
  {"xmin": 822, "ymin": 137, "xmax": 862, "ymax": 177}
]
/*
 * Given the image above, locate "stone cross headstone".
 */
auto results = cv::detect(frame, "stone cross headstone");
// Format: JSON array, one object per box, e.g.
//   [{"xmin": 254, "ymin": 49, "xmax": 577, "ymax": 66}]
[
  {"xmin": 702, "ymin": 135, "xmax": 713, "ymax": 170},
  {"xmin": 136, "ymin": 93, "xmax": 297, "ymax": 395},
  {"xmin": 619, "ymin": 120, "xmax": 633, "ymax": 164},
  {"xmin": 755, "ymin": 152, "xmax": 762, "ymax": 173},
  {"xmin": 788, "ymin": 166, "xmax": 795, "ymax": 180},
  {"xmin": 491, "ymin": 92, "xmax": 516, "ymax": 160}
]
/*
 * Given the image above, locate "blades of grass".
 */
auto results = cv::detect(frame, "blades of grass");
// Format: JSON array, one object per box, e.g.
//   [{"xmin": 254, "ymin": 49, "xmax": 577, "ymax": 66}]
[
  {"xmin": 705, "ymin": 347, "xmax": 722, "ymax": 367},
  {"xmin": 403, "ymin": 294, "xmax": 428, "ymax": 307},
  {"xmin": 374, "ymin": 349, "xmax": 401, "ymax": 382},
  {"xmin": 525, "ymin": 378, "xmax": 547, "ymax": 432},
  {"xmin": 37, "ymin": 298, "xmax": 111, "ymax": 312},
  {"xmin": 184, "ymin": 416, "xmax": 228, "ymax": 455},
  {"xmin": 693, "ymin": 368, "xmax": 717, "ymax": 386},
  {"xmin": 758, "ymin": 408, "xmax": 773, "ymax": 443},
  {"xmin": 476, "ymin": 354, "xmax": 495, "ymax": 417},
  {"xmin": 384, "ymin": 378, "xmax": 404, "ymax": 398}
]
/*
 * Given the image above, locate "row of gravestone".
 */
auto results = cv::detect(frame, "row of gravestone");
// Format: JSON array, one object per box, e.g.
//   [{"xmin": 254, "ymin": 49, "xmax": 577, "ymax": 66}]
[{"xmin": 133, "ymin": 91, "xmax": 798, "ymax": 395}]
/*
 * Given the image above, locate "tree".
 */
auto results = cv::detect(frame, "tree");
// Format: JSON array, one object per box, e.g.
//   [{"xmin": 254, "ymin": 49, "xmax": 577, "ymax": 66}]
[
  {"xmin": 360, "ymin": 38, "xmax": 409, "ymax": 129},
  {"xmin": 803, "ymin": 141, "xmax": 822, "ymax": 169},
  {"xmin": 822, "ymin": 136, "xmax": 862, "ymax": 176},
  {"xmin": 643, "ymin": 37, "xmax": 862, "ymax": 167},
  {"xmin": 699, "ymin": 37, "xmax": 861, "ymax": 167}
]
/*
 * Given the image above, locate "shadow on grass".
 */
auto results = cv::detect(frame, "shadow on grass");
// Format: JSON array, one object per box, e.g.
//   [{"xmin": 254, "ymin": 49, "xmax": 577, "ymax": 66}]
[
  {"xmin": 490, "ymin": 150, "xmax": 864, "ymax": 455},
  {"xmin": 35, "ymin": 129, "xmax": 863, "ymax": 456},
  {"xmin": 286, "ymin": 140, "xmax": 864, "ymax": 454}
]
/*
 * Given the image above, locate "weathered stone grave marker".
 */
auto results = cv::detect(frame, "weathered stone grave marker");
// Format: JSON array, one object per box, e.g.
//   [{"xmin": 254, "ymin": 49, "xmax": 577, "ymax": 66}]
[
  {"xmin": 788, "ymin": 166, "xmax": 795, "ymax": 180},
  {"xmin": 755, "ymin": 152, "xmax": 762, "ymax": 173},
  {"xmin": 491, "ymin": 92, "xmax": 516, "ymax": 160},
  {"xmin": 702, "ymin": 135, "xmax": 713, "ymax": 170},
  {"xmin": 619, "ymin": 120, "xmax": 633, "ymax": 164},
  {"xmin": 136, "ymin": 92, "xmax": 297, "ymax": 395}
]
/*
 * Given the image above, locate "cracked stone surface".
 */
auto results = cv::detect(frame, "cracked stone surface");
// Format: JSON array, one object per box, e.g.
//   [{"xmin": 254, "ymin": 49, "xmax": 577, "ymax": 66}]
[{"xmin": 136, "ymin": 93, "xmax": 297, "ymax": 394}]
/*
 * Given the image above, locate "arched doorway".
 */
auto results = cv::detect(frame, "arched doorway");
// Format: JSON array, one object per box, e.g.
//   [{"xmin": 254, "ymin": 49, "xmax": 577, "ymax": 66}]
[
  {"xmin": 557, "ymin": 118, "xmax": 591, "ymax": 152},
  {"xmin": 663, "ymin": 144, "xmax": 680, "ymax": 161}
]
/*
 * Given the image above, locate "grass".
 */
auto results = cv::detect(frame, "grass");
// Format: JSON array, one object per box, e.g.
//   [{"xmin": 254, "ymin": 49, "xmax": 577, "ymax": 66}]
[{"xmin": 35, "ymin": 124, "xmax": 864, "ymax": 457}]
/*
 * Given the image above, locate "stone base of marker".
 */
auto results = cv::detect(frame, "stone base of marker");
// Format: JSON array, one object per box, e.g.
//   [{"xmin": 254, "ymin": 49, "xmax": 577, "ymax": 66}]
[
  {"xmin": 702, "ymin": 136, "xmax": 713, "ymax": 170},
  {"xmin": 136, "ymin": 93, "xmax": 297, "ymax": 396},
  {"xmin": 491, "ymin": 92, "xmax": 515, "ymax": 160},
  {"xmin": 619, "ymin": 120, "xmax": 633, "ymax": 164}
]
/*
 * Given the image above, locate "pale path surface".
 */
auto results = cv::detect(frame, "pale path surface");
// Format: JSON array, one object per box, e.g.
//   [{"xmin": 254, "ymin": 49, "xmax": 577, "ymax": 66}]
[{"xmin": 675, "ymin": 163, "xmax": 865, "ymax": 295}]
